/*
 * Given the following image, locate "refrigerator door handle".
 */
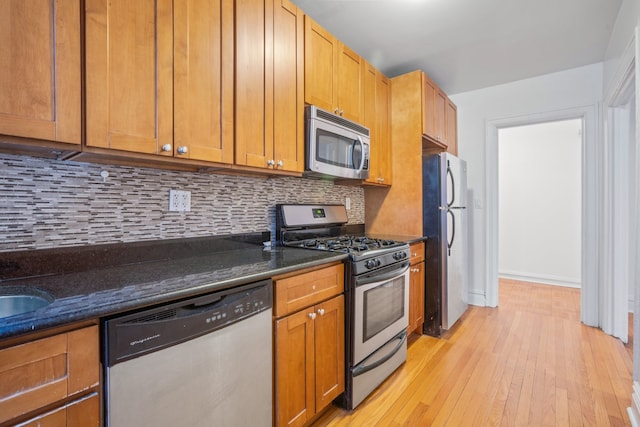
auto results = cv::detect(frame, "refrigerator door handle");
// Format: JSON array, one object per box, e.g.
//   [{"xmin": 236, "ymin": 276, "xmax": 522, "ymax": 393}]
[
  {"xmin": 446, "ymin": 165, "xmax": 455, "ymax": 207},
  {"xmin": 447, "ymin": 210, "xmax": 456, "ymax": 256}
]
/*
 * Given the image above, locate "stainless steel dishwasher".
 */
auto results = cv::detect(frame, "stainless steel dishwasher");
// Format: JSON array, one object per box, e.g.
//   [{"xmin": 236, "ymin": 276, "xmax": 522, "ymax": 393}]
[{"xmin": 104, "ymin": 279, "xmax": 272, "ymax": 427}]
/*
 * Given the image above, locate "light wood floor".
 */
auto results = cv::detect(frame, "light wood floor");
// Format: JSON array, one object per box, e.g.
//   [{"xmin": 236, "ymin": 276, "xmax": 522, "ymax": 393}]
[{"xmin": 313, "ymin": 279, "xmax": 633, "ymax": 426}]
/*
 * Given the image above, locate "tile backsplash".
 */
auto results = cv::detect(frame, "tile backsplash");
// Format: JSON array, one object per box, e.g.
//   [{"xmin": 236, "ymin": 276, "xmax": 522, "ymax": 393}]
[{"xmin": 0, "ymin": 154, "xmax": 364, "ymax": 252}]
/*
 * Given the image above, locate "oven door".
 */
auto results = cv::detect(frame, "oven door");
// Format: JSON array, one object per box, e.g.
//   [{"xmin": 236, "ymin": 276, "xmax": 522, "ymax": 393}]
[{"xmin": 353, "ymin": 261, "xmax": 410, "ymax": 365}]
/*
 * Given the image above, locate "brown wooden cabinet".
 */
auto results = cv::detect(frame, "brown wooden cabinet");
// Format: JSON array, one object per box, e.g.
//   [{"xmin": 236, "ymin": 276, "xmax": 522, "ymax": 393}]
[
  {"xmin": 0, "ymin": 325, "xmax": 100, "ymax": 426},
  {"xmin": 0, "ymin": 0, "xmax": 81, "ymax": 149},
  {"xmin": 85, "ymin": 0, "xmax": 233, "ymax": 163},
  {"xmin": 235, "ymin": 0, "xmax": 304, "ymax": 173},
  {"xmin": 408, "ymin": 242, "xmax": 425, "ymax": 335},
  {"xmin": 362, "ymin": 61, "xmax": 392, "ymax": 187},
  {"xmin": 273, "ymin": 263, "xmax": 345, "ymax": 427},
  {"xmin": 304, "ymin": 16, "xmax": 363, "ymax": 123},
  {"xmin": 421, "ymin": 72, "xmax": 458, "ymax": 154}
]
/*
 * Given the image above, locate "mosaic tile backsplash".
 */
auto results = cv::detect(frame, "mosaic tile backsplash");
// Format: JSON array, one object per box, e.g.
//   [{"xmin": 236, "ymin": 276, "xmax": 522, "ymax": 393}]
[{"xmin": 0, "ymin": 154, "xmax": 365, "ymax": 252}]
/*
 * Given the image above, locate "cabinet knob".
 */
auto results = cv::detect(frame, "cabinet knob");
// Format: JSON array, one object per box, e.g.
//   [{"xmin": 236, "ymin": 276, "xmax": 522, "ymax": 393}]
[
  {"xmin": 413, "ymin": 253, "xmax": 417, "ymax": 257},
  {"xmin": 267, "ymin": 159, "xmax": 275, "ymax": 166},
  {"xmin": 339, "ymin": 110, "xmax": 344, "ymax": 116},
  {"xmin": 308, "ymin": 312, "xmax": 317, "ymax": 320},
  {"xmin": 334, "ymin": 108, "xmax": 340, "ymax": 114},
  {"xmin": 377, "ymin": 177, "xmax": 384, "ymax": 183},
  {"xmin": 177, "ymin": 146, "xmax": 188, "ymax": 155},
  {"xmin": 317, "ymin": 308, "xmax": 325, "ymax": 316},
  {"xmin": 161, "ymin": 144, "xmax": 172, "ymax": 152},
  {"xmin": 276, "ymin": 160, "xmax": 284, "ymax": 168}
]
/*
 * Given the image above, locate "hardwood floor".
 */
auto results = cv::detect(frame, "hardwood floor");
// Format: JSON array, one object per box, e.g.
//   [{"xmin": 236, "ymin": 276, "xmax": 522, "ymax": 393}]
[{"xmin": 313, "ymin": 279, "xmax": 633, "ymax": 426}]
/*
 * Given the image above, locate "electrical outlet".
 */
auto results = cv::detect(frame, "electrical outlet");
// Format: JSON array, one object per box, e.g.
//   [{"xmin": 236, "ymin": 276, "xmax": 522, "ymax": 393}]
[
  {"xmin": 169, "ymin": 189, "xmax": 191, "ymax": 212},
  {"xmin": 345, "ymin": 197, "xmax": 351, "ymax": 210}
]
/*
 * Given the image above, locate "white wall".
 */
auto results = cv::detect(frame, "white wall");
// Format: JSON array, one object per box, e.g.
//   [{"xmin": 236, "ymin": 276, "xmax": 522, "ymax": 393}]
[
  {"xmin": 604, "ymin": 0, "xmax": 640, "ymax": 93},
  {"xmin": 450, "ymin": 63, "xmax": 602, "ymax": 306},
  {"xmin": 498, "ymin": 119, "xmax": 582, "ymax": 287}
]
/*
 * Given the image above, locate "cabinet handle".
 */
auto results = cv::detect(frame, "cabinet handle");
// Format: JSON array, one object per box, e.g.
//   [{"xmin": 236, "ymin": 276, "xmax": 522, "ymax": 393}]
[
  {"xmin": 411, "ymin": 268, "xmax": 420, "ymax": 273},
  {"xmin": 413, "ymin": 253, "xmax": 417, "ymax": 257},
  {"xmin": 177, "ymin": 146, "xmax": 188, "ymax": 155},
  {"xmin": 339, "ymin": 110, "xmax": 344, "ymax": 116},
  {"xmin": 308, "ymin": 312, "xmax": 317, "ymax": 320},
  {"xmin": 317, "ymin": 308, "xmax": 325, "ymax": 316},
  {"xmin": 267, "ymin": 159, "xmax": 275, "ymax": 167},
  {"xmin": 334, "ymin": 108, "xmax": 340, "ymax": 114},
  {"xmin": 377, "ymin": 177, "xmax": 385, "ymax": 183},
  {"xmin": 161, "ymin": 144, "xmax": 172, "ymax": 152},
  {"xmin": 276, "ymin": 160, "xmax": 284, "ymax": 168}
]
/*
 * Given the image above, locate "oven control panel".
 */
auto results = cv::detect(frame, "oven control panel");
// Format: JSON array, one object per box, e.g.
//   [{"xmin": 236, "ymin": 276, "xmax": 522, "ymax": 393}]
[{"xmin": 352, "ymin": 246, "xmax": 411, "ymax": 275}]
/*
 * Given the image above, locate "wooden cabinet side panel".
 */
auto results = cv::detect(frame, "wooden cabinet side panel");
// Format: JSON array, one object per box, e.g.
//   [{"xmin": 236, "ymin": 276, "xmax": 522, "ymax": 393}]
[
  {"xmin": 235, "ymin": 0, "xmax": 269, "ymax": 167},
  {"xmin": 314, "ymin": 295, "xmax": 345, "ymax": 411},
  {"xmin": 275, "ymin": 310, "xmax": 315, "ymax": 427},
  {"xmin": 272, "ymin": 0, "xmax": 304, "ymax": 172},
  {"xmin": 0, "ymin": 0, "xmax": 81, "ymax": 144},
  {"xmin": 85, "ymin": 0, "xmax": 173, "ymax": 154},
  {"xmin": 337, "ymin": 44, "xmax": 363, "ymax": 122},
  {"xmin": 274, "ymin": 264, "xmax": 344, "ymax": 317},
  {"xmin": 173, "ymin": 0, "xmax": 233, "ymax": 164},
  {"xmin": 304, "ymin": 17, "xmax": 337, "ymax": 111}
]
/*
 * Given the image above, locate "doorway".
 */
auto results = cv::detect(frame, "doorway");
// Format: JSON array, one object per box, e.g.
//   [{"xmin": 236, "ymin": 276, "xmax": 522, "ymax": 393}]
[{"xmin": 497, "ymin": 119, "xmax": 582, "ymax": 289}]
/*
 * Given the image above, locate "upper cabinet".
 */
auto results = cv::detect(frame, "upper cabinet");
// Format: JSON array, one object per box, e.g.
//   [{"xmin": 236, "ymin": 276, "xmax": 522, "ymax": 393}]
[
  {"xmin": 0, "ymin": 0, "xmax": 81, "ymax": 147},
  {"xmin": 363, "ymin": 61, "xmax": 392, "ymax": 186},
  {"xmin": 85, "ymin": 0, "xmax": 234, "ymax": 164},
  {"xmin": 304, "ymin": 16, "xmax": 363, "ymax": 123},
  {"xmin": 421, "ymin": 72, "xmax": 458, "ymax": 155},
  {"xmin": 235, "ymin": 0, "xmax": 304, "ymax": 173}
]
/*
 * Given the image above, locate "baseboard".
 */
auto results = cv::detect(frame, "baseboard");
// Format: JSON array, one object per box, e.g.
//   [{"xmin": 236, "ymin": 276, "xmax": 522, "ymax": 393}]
[
  {"xmin": 498, "ymin": 271, "xmax": 581, "ymax": 288},
  {"xmin": 467, "ymin": 291, "xmax": 487, "ymax": 307},
  {"xmin": 628, "ymin": 381, "xmax": 640, "ymax": 427}
]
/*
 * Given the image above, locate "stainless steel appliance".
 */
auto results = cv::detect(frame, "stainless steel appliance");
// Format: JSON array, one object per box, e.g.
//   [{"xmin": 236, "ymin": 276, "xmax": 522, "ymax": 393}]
[
  {"xmin": 423, "ymin": 153, "xmax": 469, "ymax": 336},
  {"xmin": 305, "ymin": 105, "xmax": 370, "ymax": 180},
  {"xmin": 104, "ymin": 280, "xmax": 272, "ymax": 427},
  {"xmin": 277, "ymin": 204, "xmax": 409, "ymax": 410}
]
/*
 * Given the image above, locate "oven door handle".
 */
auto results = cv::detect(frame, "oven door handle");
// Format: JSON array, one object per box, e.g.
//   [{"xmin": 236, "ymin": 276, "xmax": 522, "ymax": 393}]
[
  {"xmin": 351, "ymin": 331, "xmax": 407, "ymax": 377},
  {"xmin": 355, "ymin": 262, "xmax": 410, "ymax": 286}
]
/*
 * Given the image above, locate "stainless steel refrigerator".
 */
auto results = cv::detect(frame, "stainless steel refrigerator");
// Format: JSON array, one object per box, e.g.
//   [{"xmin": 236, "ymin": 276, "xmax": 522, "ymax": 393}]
[{"xmin": 422, "ymin": 153, "xmax": 468, "ymax": 337}]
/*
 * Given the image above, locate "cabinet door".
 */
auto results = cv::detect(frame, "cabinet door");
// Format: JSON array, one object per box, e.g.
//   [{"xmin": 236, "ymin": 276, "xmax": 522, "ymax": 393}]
[
  {"xmin": 85, "ymin": 0, "xmax": 173, "ymax": 154},
  {"xmin": 409, "ymin": 261, "xmax": 425, "ymax": 334},
  {"xmin": 275, "ymin": 308, "xmax": 315, "ymax": 427},
  {"xmin": 362, "ymin": 62, "xmax": 378, "ymax": 185},
  {"xmin": 271, "ymin": 0, "xmax": 304, "ymax": 172},
  {"xmin": 19, "ymin": 392, "xmax": 100, "ymax": 427},
  {"xmin": 445, "ymin": 99, "xmax": 458, "ymax": 156},
  {"xmin": 314, "ymin": 295, "xmax": 345, "ymax": 412},
  {"xmin": 336, "ymin": 44, "xmax": 363, "ymax": 122},
  {"xmin": 0, "ymin": 0, "xmax": 81, "ymax": 144},
  {"xmin": 375, "ymin": 72, "xmax": 392, "ymax": 185},
  {"xmin": 435, "ymin": 89, "xmax": 447, "ymax": 145},
  {"xmin": 173, "ymin": 0, "xmax": 233, "ymax": 163},
  {"xmin": 235, "ymin": 0, "xmax": 269, "ymax": 168},
  {"xmin": 422, "ymin": 74, "xmax": 437, "ymax": 141},
  {"xmin": 304, "ymin": 16, "xmax": 337, "ymax": 112}
]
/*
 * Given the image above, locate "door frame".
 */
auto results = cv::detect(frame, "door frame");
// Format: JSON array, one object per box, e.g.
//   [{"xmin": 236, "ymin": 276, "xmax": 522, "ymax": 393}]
[{"xmin": 485, "ymin": 105, "xmax": 598, "ymax": 326}]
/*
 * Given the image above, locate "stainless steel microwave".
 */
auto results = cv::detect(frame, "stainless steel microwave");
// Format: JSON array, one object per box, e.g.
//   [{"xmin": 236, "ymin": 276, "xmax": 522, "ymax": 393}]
[{"xmin": 305, "ymin": 105, "xmax": 370, "ymax": 180}]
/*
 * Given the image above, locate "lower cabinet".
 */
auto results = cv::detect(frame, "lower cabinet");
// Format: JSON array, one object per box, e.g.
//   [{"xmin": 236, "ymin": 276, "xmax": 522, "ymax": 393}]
[
  {"xmin": 273, "ymin": 263, "xmax": 345, "ymax": 427},
  {"xmin": 408, "ymin": 242, "xmax": 425, "ymax": 335},
  {"xmin": 0, "ymin": 324, "xmax": 100, "ymax": 426}
]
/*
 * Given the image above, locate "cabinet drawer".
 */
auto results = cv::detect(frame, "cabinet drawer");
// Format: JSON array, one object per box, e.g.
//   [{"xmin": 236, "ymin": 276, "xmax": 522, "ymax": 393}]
[
  {"xmin": 0, "ymin": 325, "xmax": 99, "ymax": 424},
  {"xmin": 274, "ymin": 263, "xmax": 344, "ymax": 317},
  {"xmin": 409, "ymin": 242, "xmax": 425, "ymax": 264}
]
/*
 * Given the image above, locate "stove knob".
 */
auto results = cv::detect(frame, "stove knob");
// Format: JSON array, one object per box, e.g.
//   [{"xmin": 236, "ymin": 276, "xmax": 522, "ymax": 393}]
[
  {"xmin": 393, "ymin": 252, "xmax": 401, "ymax": 260},
  {"xmin": 365, "ymin": 259, "xmax": 377, "ymax": 269},
  {"xmin": 376, "ymin": 259, "xmax": 382, "ymax": 267}
]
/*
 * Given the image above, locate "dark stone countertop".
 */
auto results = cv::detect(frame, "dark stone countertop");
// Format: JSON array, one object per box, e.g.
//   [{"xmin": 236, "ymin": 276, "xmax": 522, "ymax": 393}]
[{"xmin": 0, "ymin": 233, "xmax": 348, "ymax": 341}]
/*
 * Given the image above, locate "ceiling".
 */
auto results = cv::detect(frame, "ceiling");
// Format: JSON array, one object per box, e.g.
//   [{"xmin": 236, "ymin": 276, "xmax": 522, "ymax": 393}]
[{"xmin": 291, "ymin": 0, "xmax": 623, "ymax": 95}]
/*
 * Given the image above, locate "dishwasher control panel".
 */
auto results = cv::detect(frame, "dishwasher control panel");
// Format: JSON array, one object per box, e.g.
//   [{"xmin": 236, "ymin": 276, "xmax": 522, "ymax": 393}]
[{"xmin": 105, "ymin": 279, "xmax": 272, "ymax": 366}]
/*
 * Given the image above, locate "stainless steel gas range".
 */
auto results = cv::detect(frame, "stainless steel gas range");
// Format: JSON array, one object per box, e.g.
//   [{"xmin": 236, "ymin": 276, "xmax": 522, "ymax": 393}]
[{"xmin": 277, "ymin": 204, "xmax": 410, "ymax": 410}]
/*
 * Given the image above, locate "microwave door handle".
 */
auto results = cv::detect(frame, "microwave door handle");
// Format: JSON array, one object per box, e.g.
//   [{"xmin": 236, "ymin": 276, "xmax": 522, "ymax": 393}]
[{"xmin": 355, "ymin": 135, "xmax": 365, "ymax": 173}]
